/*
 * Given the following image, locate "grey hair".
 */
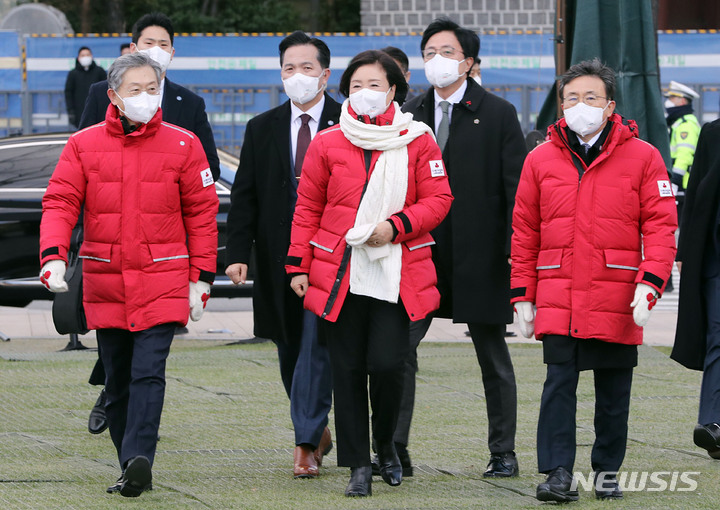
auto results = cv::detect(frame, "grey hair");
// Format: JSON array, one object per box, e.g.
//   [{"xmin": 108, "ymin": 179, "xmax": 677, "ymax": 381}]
[
  {"xmin": 559, "ymin": 58, "xmax": 616, "ymax": 101},
  {"xmin": 107, "ymin": 53, "xmax": 162, "ymax": 91}
]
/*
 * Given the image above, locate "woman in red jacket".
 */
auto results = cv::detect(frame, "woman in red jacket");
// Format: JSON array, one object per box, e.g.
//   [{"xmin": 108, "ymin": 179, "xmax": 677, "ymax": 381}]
[{"xmin": 286, "ymin": 50, "xmax": 452, "ymax": 497}]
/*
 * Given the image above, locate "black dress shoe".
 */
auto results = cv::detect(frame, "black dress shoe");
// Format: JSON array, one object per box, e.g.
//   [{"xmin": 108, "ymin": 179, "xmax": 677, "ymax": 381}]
[
  {"xmin": 345, "ymin": 466, "xmax": 372, "ymax": 497},
  {"xmin": 376, "ymin": 441, "xmax": 402, "ymax": 486},
  {"xmin": 106, "ymin": 475, "xmax": 123, "ymax": 494},
  {"xmin": 88, "ymin": 389, "xmax": 108, "ymax": 435},
  {"xmin": 483, "ymin": 451, "xmax": 519, "ymax": 478},
  {"xmin": 594, "ymin": 473, "xmax": 623, "ymax": 500},
  {"xmin": 371, "ymin": 442, "xmax": 414, "ymax": 477},
  {"xmin": 694, "ymin": 423, "xmax": 720, "ymax": 459},
  {"xmin": 536, "ymin": 466, "xmax": 579, "ymax": 502},
  {"xmin": 120, "ymin": 456, "xmax": 152, "ymax": 498}
]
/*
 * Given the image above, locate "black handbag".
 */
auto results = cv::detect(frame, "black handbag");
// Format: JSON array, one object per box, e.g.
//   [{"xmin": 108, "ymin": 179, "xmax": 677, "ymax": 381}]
[{"xmin": 52, "ymin": 225, "xmax": 89, "ymax": 335}]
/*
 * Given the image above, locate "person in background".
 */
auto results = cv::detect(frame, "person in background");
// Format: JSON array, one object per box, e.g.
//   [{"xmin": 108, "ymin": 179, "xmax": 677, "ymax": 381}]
[
  {"xmin": 398, "ymin": 17, "xmax": 527, "ymax": 479},
  {"xmin": 469, "ymin": 57, "xmax": 482, "ymax": 85},
  {"xmin": 40, "ymin": 53, "xmax": 218, "ymax": 497},
  {"xmin": 512, "ymin": 59, "xmax": 677, "ymax": 502},
  {"xmin": 64, "ymin": 46, "xmax": 106, "ymax": 128},
  {"xmin": 672, "ymin": 118, "xmax": 720, "ymax": 460},
  {"xmin": 78, "ymin": 11, "xmax": 220, "ymax": 440},
  {"xmin": 286, "ymin": 50, "xmax": 452, "ymax": 497},
  {"xmin": 225, "ymin": 30, "xmax": 338, "ymax": 480},
  {"xmin": 120, "ymin": 43, "xmax": 131, "ymax": 55}
]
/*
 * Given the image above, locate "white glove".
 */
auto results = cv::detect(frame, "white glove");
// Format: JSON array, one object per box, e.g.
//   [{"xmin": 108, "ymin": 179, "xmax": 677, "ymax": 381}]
[
  {"xmin": 630, "ymin": 283, "xmax": 658, "ymax": 327},
  {"xmin": 514, "ymin": 301, "xmax": 535, "ymax": 338},
  {"xmin": 189, "ymin": 280, "xmax": 211, "ymax": 321},
  {"xmin": 39, "ymin": 260, "xmax": 68, "ymax": 293}
]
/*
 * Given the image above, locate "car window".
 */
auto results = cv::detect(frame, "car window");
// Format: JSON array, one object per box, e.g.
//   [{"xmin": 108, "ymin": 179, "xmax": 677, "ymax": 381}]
[{"xmin": 0, "ymin": 141, "xmax": 65, "ymax": 188}]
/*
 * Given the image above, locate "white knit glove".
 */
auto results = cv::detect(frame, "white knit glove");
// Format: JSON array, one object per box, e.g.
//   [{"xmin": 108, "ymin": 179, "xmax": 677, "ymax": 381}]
[
  {"xmin": 189, "ymin": 281, "xmax": 211, "ymax": 321},
  {"xmin": 630, "ymin": 283, "xmax": 658, "ymax": 327},
  {"xmin": 514, "ymin": 301, "xmax": 535, "ymax": 338},
  {"xmin": 39, "ymin": 260, "xmax": 68, "ymax": 293}
]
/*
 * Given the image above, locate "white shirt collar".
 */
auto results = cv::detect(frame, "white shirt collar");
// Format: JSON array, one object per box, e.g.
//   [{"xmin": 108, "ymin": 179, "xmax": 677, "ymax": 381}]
[
  {"xmin": 433, "ymin": 79, "xmax": 468, "ymax": 107},
  {"xmin": 290, "ymin": 94, "xmax": 326, "ymax": 124},
  {"xmin": 576, "ymin": 128, "xmax": 603, "ymax": 149}
]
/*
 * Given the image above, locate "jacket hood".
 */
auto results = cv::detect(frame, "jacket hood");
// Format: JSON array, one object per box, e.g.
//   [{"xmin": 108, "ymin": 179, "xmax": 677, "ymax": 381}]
[{"xmin": 547, "ymin": 112, "xmax": 639, "ymax": 149}]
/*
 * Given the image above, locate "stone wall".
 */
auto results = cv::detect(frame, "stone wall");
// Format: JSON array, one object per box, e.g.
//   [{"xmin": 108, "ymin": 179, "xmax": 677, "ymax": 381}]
[{"xmin": 361, "ymin": 0, "xmax": 555, "ymax": 34}]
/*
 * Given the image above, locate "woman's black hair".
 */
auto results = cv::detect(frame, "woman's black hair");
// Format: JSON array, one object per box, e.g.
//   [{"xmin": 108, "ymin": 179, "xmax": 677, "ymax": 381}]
[{"xmin": 338, "ymin": 50, "xmax": 408, "ymax": 104}]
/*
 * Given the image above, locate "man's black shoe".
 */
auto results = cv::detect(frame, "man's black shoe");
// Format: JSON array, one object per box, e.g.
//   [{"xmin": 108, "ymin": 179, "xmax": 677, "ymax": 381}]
[
  {"xmin": 693, "ymin": 423, "xmax": 720, "ymax": 459},
  {"xmin": 483, "ymin": 451, "xmax": 519, "ymax": 477},
  {"xmin": 345, "ymin": 466, "xmax": 372, "ymax": 497},
  {"xmin": 88, "ymin": 389, "xmax": 108, "ymax": 435},
  {"xmin": 120, "ymin": 456, "xmax": 152, "ymax": 498},
  {"xmin": 536, "ymin": 466, "xmax": 579, "ymax": 502},
  {"xmin": 376, "ymin": 441, "xmax": 402, "ymax": 486},
  {"xmin": 372, "ymin": 442, "xmax": 414, "ymax": 477},
  {"xmin": 594, "ymin": 472, "xmax": 623, "ymax": 500},
  {"xmin": 106, "ymin": 475, "xmax": 122, "ymax": 494}
]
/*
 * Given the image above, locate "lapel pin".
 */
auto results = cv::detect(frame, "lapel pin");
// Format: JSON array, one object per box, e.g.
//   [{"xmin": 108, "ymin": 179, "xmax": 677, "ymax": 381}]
[
  {"xmin": 328, "ymin": 120, "xmax": 334, "ymax": 125},
  {"xmin": 474, "ymin": 119, "xmax": 479, "ymax": 124},
  {"xmin": 176, "ymin": 96, "xmax": 182, "ymax": 101}
]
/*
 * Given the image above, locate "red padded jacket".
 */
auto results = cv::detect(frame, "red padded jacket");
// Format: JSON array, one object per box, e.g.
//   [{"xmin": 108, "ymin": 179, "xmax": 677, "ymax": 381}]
[
  {"xmin": 511, "ymin": 114, "xmax": 677, "ymax": 344},
  {"xmin": 285, "ymin": 104, "xmax": 453, "ymax": 322},
  {"xmin": 40, "ymin": 104, "xmax": 218, "ymax": 331}
]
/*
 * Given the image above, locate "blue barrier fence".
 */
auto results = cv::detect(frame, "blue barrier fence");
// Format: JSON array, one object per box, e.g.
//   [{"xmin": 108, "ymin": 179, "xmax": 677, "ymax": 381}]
[{"xmin": 2, "ymin": 30, "xmax": 719, "ymax": 153}]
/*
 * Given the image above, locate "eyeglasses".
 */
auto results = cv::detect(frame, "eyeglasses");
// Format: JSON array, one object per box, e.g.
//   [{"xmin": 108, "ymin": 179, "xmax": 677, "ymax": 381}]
[
  {"xmin": 562, "ymin": 94, "xmax": 609, "ymax": 107},
  {"xmin": 422, "ymin": 46, "xmax": 463, "ymax": 61}
]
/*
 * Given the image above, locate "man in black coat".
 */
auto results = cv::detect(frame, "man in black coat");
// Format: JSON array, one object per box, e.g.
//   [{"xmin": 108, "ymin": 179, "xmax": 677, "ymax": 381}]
[
  {"xmin": 672, "ymin": 118, "xmax": 720, "ymax": 459},
  {"xmin": 65, "ymin": 46, "xmax": 106, "ymax": 128},
  {"xmin": 78, "ymin": 13, "xmax": 220, "ymax": 443},
  {"xmin": 225, "ymin": 31, "xmax": 338, "ymax": 479},
  {"xmin": 397, "ymin": 18, "xmax": 527, "ymax": 477}
]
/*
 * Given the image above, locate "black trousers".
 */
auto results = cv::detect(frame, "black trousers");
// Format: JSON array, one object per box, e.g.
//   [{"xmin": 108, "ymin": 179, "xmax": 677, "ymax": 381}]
[
  {"xmin": 97, "ymin": 323, "xmax": 175, "ymax": 469},
  {"xmin": 393, "ymin": 320, "xmax": 517, "ymax": 454},
  {"xmin": 320, "ymin": 293, "xmax": 410, "ymax": 467},
  {"xmin": 536, "ymin": 359, "xmax": 633, "ymax": 474},
  {"xmin": 700, "ymin": 271, "xmax": 720, "ymax": 425}
]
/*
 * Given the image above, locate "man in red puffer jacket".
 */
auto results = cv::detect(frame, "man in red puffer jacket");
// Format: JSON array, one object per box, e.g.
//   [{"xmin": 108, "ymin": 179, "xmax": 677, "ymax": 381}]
[
  {"xmin": 39, "ymin": 53, "xmax": 218, "ymax": 498},
  {"xmin": 511, "ymin": 59, "xmax": 677, "ymax": 503}
]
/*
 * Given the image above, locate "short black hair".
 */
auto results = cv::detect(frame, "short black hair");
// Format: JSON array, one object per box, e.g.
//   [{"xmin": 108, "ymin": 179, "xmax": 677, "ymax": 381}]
[
  {"xmin": 120, "ymin": 43, "xmax": 131, "ymax": 53},
  {"xmin": 339, "ymin": 50, "xmax": 409, "ymax": 105},
  {"xmin": 132, "ymin": 13, "xmax": 174, "ymax": 46},
  {"xmin": 559, "ymin": 58, "xmax": 616, "ymax": 101},
  {"xmin": 380, "ymin": 46, "xmax": 409, "ymax": 73},
  {"xmin": 77, "ymin": 46, "xmax": 91, "ymax": 55},
  {"xmin": 278, "ymin": 30, "xmax": 331, "ymax": 69},
  {"xmin": 420, "ymin": 17, "xmax": 480, "ymax": 62}
]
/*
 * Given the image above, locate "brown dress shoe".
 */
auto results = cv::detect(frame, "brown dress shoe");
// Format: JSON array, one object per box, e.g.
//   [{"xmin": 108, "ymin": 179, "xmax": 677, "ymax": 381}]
[
  {"xmin": 314, "ymin": 426, "xmax": 333, "ymax": 466},
  {"xmin": 294, "ymin": 445, "xmax": 319, "ymax": 478}
]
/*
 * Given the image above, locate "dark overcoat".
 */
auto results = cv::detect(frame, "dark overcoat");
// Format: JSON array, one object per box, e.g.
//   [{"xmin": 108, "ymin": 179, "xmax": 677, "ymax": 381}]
[
  {"xmin": 402, "ymin": 79, "xmax": 527, "ymax": 323},
  {"xmin": 79, "ymin": 78, "xmax": 220, "ymax": 181},
  {"xmin": 225, "ymin": 95, "xmax": 341, "ymax": 344},
  {"xmin": 672, "ymin": 119, "xmax": 720, "ymax": 370},
  {"xmin": 64, "ymin": 60, "xmax": 106, "ymax": 127}
]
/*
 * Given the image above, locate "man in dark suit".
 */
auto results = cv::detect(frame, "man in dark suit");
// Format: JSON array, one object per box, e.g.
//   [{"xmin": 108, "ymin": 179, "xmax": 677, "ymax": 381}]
[
  {"xmin": 672, "ymin": 118, "xmax": 720, "ymax": 459},
  {"xmin": 225, "ymin": 31, "xmax": 338, "ymax": 479},
  {"xmin": 396, "ymin": 18, "xmax": 527, "ymax": 477},
  {"xmin": 79, "ymin": 13, "xmax": 220, "ymax": 437}
]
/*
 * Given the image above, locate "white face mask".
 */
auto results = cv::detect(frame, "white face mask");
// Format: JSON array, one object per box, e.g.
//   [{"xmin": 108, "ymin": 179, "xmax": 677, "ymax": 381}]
[
  {"xmin": 664, "ymin": 98, "xmax": 676, "ymax": 109},
  {"xmin": 139, "ymin": 46, "xmax": 172, "ymax": 73},
  {"xmin": 283, "ymin": 71, "xmax": 325, "ymax": 105},
  {"xmin": 472, "ymin": 75, "xmax": 482, "ymax": 86},
  {"xmin": 424, "ymin": 54, "xmax": 465, "ymax": 88},
  {"xmin": 115, "ymin": 91, "xmax": 161, "ymax": 124},
  {"xmin": 564, "ymin": 101, "xmax": 610, "ymax": 137},
  {"xmin": 78, "ymin": 56, "xmax": 93, "ymax": 67},
  {"xmin": 349, "ymin": 88, "xmax": 391, "ymax": 119}
]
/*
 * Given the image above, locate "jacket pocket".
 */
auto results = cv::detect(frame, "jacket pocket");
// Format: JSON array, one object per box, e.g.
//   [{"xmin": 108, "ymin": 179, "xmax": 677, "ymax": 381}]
[
  {"xmin": 536, "ymin": 248, "xmax": 563, "ymax": 270},
  {"xmin": 148, "ymin": 242, "xmax": 189, "ymax": 263},
  {"xmin": 406, "ymin": 233, "xmax": 435, "ymax": 252},
  {"xmin": 79, "ymin": 241, "xmax": 112, "ymax": 263},
  {"xmin": 604, "ymin": 249, "xmax": 640, "ymax": 271},
  {"xmin": 310, "ymin": 229, "xmax": 342, "ymax": 254}
]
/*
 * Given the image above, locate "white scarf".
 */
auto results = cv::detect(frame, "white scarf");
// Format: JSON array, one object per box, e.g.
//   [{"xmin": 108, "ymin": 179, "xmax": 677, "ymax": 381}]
[{"xmin": 341, "ymin": 99, "xmax": 434, "ymax": 303}]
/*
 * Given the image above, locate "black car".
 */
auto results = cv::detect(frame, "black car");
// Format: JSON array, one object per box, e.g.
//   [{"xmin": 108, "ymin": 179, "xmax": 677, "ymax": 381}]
[{"xmin": 0, "ymin": 132, "xmax": 250, "ymax": 307}]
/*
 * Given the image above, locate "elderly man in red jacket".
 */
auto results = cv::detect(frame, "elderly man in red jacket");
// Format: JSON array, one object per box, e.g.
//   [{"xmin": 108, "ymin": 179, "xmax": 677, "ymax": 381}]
[
  {"xmin": 39, "ymin": 53, "xmax": 218, "ymax": 498},
  {"xmin": 511, "ymin": 59, "xmax": 677, "ymax": 503}
]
